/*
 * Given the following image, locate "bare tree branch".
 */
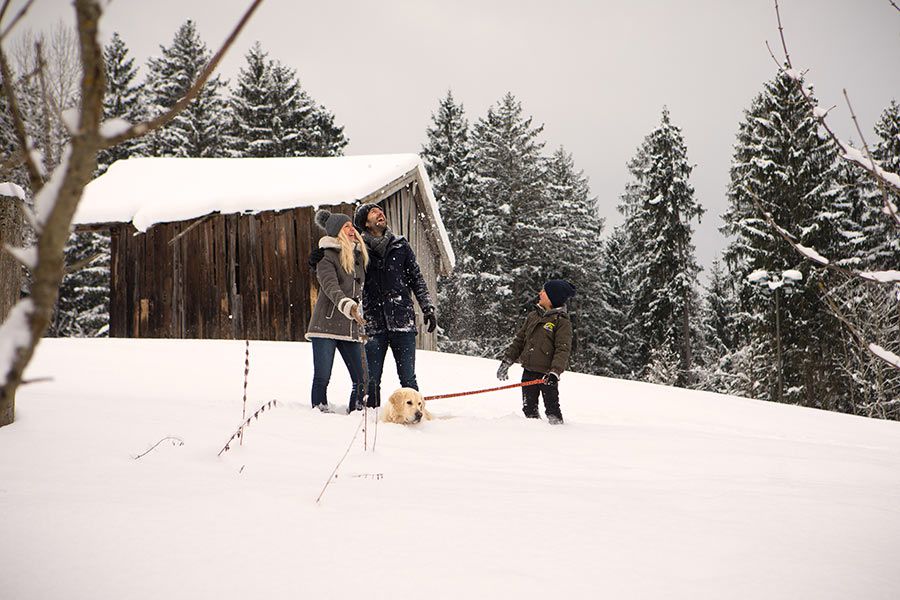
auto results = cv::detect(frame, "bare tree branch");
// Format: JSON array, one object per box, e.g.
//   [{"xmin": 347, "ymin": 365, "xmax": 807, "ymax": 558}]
[
  {"xmin": 818, "ymin": 281, "xmax": 900, "ymax": 372},
  {"xmin": 0, "ymin": 0, "xmax": 35, "ymax": 43},
  {"xmin": 771, "ymin": 0, "xmax": 900, "ymax": 226},
  {"xmin": 747, "ymin": 188, "xmax": 899, "ymax": 285},
  {"xmin": 843, "ymin": 88, "xmax": 900, "ymax": 228},
  {"xmin": 0, "ymin": 43, "xmax": 44, "ymax": 192},
  {"xmin": 773, "ymin": 0, "xmax": 792, "ymax": 68},
  {"xmin": 35, "ymin": 42, "xmax": 56, "ymax": 168},
  {"xmin": 890, "ymin": 0, "xmax": 900, "ymax": 14},
  {"xmin": 0, "ymin": 0, "xmax": 264, "ymax": 429},
  {"xmin": 102, "ymin": 0, "xmax": 264, "ymax": 149}
]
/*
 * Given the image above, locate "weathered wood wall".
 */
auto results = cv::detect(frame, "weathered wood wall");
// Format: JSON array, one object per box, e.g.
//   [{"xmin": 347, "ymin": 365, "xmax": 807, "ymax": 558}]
[{"xmin": 109, "ymin": 186, "xmax": 441, "ymax": 350}]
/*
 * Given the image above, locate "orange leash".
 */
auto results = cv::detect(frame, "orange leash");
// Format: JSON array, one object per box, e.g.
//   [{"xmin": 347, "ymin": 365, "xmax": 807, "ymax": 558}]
[{"xmin": 424, "ymin": 378, "xmax": 545, "ymax": 401}]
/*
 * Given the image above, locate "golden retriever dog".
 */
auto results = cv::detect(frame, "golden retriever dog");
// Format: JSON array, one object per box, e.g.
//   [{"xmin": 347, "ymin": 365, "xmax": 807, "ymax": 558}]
[{"xmin": 380, "ymin": 387, "xmax": 433, "ymax": 424}]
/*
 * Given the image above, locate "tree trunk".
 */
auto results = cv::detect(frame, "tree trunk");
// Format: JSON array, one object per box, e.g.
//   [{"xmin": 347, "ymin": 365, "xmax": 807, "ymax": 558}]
[
  {"xmin": 0, "ymin": 196, "xmax": 23, "ymax": 322},
  {"xmin": 0, "ymin": 197, "xmax": 24, "ymax": 427}
]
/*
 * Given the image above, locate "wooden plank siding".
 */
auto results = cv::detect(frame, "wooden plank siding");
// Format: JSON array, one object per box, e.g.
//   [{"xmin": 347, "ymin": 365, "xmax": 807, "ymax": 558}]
[{"xmin": 106, "ymin": 187, "xmax": 441, "ymax": 351}]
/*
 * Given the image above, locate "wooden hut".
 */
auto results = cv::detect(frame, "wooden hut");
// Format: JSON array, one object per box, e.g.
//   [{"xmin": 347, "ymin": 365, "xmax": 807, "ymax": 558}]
[{"xmin": 73, "ymin": 155, "xmax": 455, "ymax": 350}]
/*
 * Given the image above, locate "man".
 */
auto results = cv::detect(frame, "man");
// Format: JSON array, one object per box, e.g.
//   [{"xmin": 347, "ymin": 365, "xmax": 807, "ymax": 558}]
[{"xmin": 310, "ymin": 203, "xmax": 437, "ymax": 407}]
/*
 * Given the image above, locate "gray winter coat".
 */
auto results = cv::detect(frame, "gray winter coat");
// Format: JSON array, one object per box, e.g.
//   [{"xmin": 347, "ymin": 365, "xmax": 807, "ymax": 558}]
[{"xmin": 305, "ymin": 237, "xmax": 366, "ymax": 343}]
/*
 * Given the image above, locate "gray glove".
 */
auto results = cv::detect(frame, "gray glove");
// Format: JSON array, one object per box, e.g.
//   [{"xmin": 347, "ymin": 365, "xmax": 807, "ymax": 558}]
[{"xmin": 496, "ymin": 360, "xmax": 512, "ymax": 381}]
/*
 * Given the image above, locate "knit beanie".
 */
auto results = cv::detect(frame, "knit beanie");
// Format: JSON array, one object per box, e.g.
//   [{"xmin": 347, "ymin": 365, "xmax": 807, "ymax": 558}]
[
  {"xmin": 354, "ymin": 203, "xmax": 377, "ymax": 231},
  {"xmin": 314, "ymin": 209, "xmax": 351, "ymax": 237},
  {"xmin": 544, "ymin": 279, "xmax": 576, "ymax": 308}
]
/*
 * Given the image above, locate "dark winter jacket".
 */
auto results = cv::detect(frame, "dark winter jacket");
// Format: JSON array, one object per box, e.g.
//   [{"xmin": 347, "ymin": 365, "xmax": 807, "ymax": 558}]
[
  {"xmin": 503, "ymin": 305, "xmax": 573, "ymax": 376},
  {"xmin": 362, "ymin": 233, "xmax": 433, "ymax": 335},
  {"xmin": 305, "ymin": 237, "xmax": 366, "ymax": 343}
]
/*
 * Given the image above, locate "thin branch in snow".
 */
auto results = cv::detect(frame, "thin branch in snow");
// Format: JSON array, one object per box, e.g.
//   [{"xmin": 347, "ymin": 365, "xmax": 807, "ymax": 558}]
[
  {"xmin": 132, "ymin": 436, "xmax": 184, "ymax": 460},
  {"xmin": 890, "ymin": 0, "xmax": 900, "ymax": 14},
  {"xmin": 316, "ymin": 417, "xmax": 364, "ymax": 504},
  {"xmin": 217, "ymin": 399, "xmax": 278, "ymax": 457}
]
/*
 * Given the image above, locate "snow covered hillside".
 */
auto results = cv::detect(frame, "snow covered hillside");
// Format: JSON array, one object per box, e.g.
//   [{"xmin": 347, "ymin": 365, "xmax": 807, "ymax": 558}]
[{"xmin": 2, "ymin": 338, "xmax": 900, "ymax": 599}]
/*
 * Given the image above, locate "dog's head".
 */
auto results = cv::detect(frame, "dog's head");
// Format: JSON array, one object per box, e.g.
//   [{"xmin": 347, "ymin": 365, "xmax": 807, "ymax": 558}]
[{"xmin": 388, "ymin": 388, "xmax": 427, "ymax": 424}]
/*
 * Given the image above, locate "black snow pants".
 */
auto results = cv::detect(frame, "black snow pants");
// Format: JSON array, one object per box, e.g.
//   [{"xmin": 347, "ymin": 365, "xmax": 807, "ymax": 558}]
[{"xmin": 521, "ymin": 369, "xmax": 562, "ymax": 420}]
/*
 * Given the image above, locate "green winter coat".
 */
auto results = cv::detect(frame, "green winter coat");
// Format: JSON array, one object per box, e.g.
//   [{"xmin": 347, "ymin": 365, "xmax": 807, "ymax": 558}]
[
  {"xmin": 502, "ymin": 305, "xmax": 573, "ymax": 376},
  {"xmin": 305, "ymin": 237, "xmax": 366, "ymax": 343}
]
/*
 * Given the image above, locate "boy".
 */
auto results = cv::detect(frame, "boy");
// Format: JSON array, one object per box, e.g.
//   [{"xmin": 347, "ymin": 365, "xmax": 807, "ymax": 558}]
[{"xmin": 497, "ymin": 280, "xmax": 576, "ymax": 425}]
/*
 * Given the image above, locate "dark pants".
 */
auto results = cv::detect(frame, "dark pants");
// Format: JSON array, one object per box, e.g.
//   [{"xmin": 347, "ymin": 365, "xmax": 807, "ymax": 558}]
[
  {"xmin": 365, "ymin": 331, "xmax": 418, "ymax": 407},
  {"xmin": 311, "ymin": 337, "xmax": 365, "ymax": 411},
  {"xmin": 522, "ymin": 369, "xmax": 561, "ymax": 419}
]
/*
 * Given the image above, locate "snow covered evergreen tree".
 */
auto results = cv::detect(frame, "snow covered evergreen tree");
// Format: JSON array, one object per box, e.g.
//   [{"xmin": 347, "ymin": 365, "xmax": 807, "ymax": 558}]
[
  {"xmin": 97, "ymin": 33, "xmax": 144, "ymax": 173},
  {"xmin": 467, "ymin": 93, "xmax": 547, "ymax": 355},
  {"xmin": 592, "ymin": 227, "xmax": 639, "ymax": 378},
  {"xmin": 694, "ymin": 259, "xmax": 743, "ymax": 392},
  {"xmin": 619, "ymin": 107, "xmax": 703, "ymax": 387},
  {"xmin": 55, "ymin": 33, "xmax": 147, "ymax": 337},
  {"xmin": 142, "ymin": 20, "xmax": 232, "ymax": 157},
  {"xmin": 868, "ymin": 99, "xmax": 900, "ymax": 268},
  {"xmin": 721, "ymin": 70, "xmax": 851, "ymax": 411},
  {"xmin": 229, "ymin": 43, "xmax": 345, "ymax": 158},
  {"xmin": 420, "ymin": 91, "xmax": 478, "ymax": 353},
  {"xmin": 303, "ymin": 104, "xmax": 348, "ymax": 157},
  {"xmin": 543, "ymin": 146, "xmax": 605, "ymax": 373}
]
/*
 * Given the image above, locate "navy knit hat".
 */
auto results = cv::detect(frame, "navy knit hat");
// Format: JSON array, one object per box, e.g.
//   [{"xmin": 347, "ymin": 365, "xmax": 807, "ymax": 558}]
[
  {"xmin": 544, "ymin": 279, "xmax": 576, "ymax": 308},
  {"xmin": 314, "ymin": 209, "xmax": 351, "ymax": 237},
  {"xmin": 354, "ymin": 203, "xmax": 383, "ymax": 231}
]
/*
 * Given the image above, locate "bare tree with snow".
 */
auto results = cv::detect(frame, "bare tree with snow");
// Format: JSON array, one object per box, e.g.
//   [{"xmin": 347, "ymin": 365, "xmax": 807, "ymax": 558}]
[{"xmin": 0, "ymin": 0, "xmax": 264, "ymax": 429}]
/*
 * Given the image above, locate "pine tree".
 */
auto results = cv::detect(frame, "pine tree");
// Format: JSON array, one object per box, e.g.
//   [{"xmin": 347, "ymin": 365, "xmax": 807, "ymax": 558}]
[
  {"xmin": 694, "ymin": 259, "xmax": 742, "ymax": 392},
  {"xmin": 304, "ymin": 104, "xmax": 348, "ymax": 157},
  {"xmin": 421, "ymin": 91, "xmax": 478, "ymax": 352},
  {"xmin": 97, "ymin": 33, "xmax": 145, "ymax": 173},
  {"xmin": 721, "ymin": 70, "xmax": 850, "ymax": 410},
  {"xmin": 619, "ymin": 107, "xmax": 703, "ymax": 387},
  {"xmin": 143, "ymin": 20, "xmax": 232, "ymax": 157},
  {"xmin": 467, "ymin": 92, "xmax": 547, "ymax": 354},
  {"xmin": 55, "ymin": 33, "xmax": 146, "ymax": 337},
  {"xmin": 592, "ymin": 228, "xmax": 639, "ymax": 378},
  {"xmin": 229, "ymin": 43, "xmax": 342, "ymax": 158},
  {"xmin": 543, "ymin": 146, "xmax": 605, "ymax": 373},
  {"xmin": 868, "ymin": 100, "xmax": 900, "ymax": 268}
]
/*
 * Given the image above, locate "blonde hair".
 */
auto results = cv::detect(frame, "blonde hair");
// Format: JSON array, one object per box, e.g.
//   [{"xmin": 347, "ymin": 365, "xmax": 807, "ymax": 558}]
[{"xmin": 337, "ymin": 228, "xmax": 369, "ymax": 274}]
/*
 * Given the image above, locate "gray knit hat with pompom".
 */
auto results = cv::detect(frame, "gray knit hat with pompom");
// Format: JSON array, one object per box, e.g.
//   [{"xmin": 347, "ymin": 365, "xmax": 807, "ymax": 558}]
[{"xmin": 314, "ymin": 209, "xmax": 351, "ymax": 237}]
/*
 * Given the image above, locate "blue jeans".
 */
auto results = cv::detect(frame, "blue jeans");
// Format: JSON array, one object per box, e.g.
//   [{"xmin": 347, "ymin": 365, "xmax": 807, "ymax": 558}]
[
  {"xmin": 365, "ymin": 331, "xmax": 418, "ymax": 407},
  {"xmin": 311, "ymin": 337, "xmax": 365, "ymax": 411}
]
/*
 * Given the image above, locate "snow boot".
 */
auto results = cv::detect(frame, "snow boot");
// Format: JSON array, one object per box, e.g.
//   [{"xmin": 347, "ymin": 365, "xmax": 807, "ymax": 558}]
[{"xmin": 547, "ymin": 413, "xmax": 564, "ymax": 425}]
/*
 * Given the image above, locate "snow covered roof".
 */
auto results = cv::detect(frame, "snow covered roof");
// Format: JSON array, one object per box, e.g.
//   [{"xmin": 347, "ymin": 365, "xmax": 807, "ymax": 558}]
[{"xmin": 74, "ymin": 154, "xmax": 455, "ymax": 271}]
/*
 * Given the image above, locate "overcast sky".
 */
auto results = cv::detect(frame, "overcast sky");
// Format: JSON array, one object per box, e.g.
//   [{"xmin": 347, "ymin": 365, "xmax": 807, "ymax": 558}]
[{"xmin": 16, "ymin": 0, "xmax": 900, "ymax": 272}]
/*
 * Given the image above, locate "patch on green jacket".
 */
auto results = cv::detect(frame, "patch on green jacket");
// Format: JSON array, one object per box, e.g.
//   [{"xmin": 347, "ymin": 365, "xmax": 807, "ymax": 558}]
[{"xmin": 543, "ymin": 322, "xmax": 555, "ymax": 332}]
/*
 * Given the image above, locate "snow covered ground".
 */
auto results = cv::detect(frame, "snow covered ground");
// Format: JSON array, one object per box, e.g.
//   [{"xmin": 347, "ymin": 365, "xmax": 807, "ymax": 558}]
[{"xmin": 2, "ymin": 338, "xmax": 900, "ymax": 599}]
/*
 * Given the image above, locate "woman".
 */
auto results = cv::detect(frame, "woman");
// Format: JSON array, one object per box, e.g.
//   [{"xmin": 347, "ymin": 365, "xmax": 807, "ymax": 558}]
[{"xmin": 305, "ymin": 209, "xmax": 369, "ymax": 413}]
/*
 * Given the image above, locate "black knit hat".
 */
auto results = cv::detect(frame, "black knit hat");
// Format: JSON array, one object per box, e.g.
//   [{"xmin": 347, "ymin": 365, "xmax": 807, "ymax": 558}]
[
  {"xmin": 544, "ymin": 279, "xmax": 576, "ymax": 308},
  {"xmin": 314, "ymin": 209, "xmax": 351, "ymax": 237},
  {"xmin": 354, "ymin": 203, "xmax": 382, "ymax": 231}
]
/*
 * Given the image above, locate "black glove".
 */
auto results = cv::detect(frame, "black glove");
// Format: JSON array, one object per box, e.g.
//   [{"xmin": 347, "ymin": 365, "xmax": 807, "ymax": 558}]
[
  {"xmin": 423, "ymin": 307, "xmax": 437, "ymax": 333},
  {"xmin": 308, "ymin": 247, "xmax": 325, "ymax": 271},
  {"xmin": 497, "ymin": 360, "xmax": 512, "ymax": 381},
  {"xmin": 543, "ymin": 372, "xmax": 559, "ymax": 386}
]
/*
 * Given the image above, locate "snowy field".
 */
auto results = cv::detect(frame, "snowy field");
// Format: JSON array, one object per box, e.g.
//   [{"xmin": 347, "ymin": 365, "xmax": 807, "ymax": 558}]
[{"xmin": 2, "ymin": 338, "xmax": 900, "ymax": 599}]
